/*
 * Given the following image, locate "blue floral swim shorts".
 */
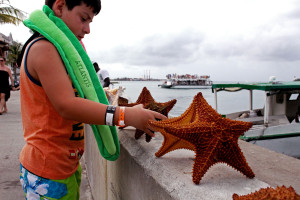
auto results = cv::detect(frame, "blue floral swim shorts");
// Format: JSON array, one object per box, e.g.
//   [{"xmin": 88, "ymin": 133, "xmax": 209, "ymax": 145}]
[{"xmin": 20, "ymin": 164, "xmax": 81, "ymax": 200}]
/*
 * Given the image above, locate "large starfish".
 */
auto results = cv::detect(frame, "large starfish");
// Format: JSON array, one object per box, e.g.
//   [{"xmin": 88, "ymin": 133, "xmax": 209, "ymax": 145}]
[
  {"xmin": 119, "ymin": 87, "xmax": 177, "ymax": 142},
  {"xmin": 233, "ymin": 186, "xmax": 300, "ymax": 200},
  {"xmin": 148, "ymin": 92, "xmax": 255, "ymax": 184}
]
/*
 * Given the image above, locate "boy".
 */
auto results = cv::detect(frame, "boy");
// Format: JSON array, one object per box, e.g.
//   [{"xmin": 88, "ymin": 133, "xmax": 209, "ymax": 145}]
[{"xmin": 19, "ymin": 0, "xmax": 166, "ymax": 199}]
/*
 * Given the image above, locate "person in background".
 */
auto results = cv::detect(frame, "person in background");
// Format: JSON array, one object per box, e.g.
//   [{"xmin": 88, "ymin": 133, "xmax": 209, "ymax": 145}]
[
  {"xmin": 93, "ymin": 61, "xmax": 110, "ymax": 87},
  {"xmin": 18, "ymin": 0, "xmax": 166, "ymax": 199},
  {"xmin": 0, "ymin": 57, "xmax": 15, "ymax": 114}
]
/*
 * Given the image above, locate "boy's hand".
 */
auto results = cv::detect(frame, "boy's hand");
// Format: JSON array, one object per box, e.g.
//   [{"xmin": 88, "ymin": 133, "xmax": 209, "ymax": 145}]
[{"xmin": 125, "ymin": 104, "xmax": 167, "ymax": 137}]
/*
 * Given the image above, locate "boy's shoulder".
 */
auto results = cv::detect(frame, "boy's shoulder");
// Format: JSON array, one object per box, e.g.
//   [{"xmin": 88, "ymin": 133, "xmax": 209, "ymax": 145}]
[
  {"xmin": 28, "ymin": 38, "xmax": 61, "ymax": 62},
  {"xmin": 28, "ymin": 38, "xmax": 55, "ymax": 53},
  {"xmin": 26, "ymin": 38, "xmax": 64, "ymax": 74},
  {"xmin": 25, "ymin": 36, "xmax": 69, "ymax": 83}
]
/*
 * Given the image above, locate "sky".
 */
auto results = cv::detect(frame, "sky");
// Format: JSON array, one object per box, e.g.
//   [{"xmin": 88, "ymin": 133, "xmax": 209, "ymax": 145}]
[{"xmin": 1, "ymin": 0, "xmax": 300, "ymax": 81}]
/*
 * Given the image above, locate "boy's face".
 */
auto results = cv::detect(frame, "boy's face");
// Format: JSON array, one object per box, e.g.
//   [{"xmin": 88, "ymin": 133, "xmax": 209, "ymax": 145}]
[{"xmin": 60, "ymin": 3, "xmax": 95, "ymax": 41}]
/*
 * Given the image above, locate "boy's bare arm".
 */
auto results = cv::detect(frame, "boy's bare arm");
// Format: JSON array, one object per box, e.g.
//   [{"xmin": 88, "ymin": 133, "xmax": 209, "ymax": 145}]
[
  {"xmin": 27, "ymin": 40, "xmax": 108, "ymax": 124},
  {"xmin": 26, "ymin": 40, "xmax": 166, "ymax": 135}
]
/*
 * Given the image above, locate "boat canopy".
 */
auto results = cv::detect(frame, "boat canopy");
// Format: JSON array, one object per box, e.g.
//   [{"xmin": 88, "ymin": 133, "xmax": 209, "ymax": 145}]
[
  {"xmin": 212, "ymin": 81, "xmax": 300, "ymax": 126},
  {"xmin": 212, "ymin": 81, "xmax": 300, "ymax": 92}
]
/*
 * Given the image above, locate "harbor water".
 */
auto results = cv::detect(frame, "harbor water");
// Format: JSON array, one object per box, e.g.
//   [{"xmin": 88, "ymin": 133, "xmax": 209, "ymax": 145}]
[{"xmin": 114, "ymin": 81, "xmax": 265, "ymax": 116}]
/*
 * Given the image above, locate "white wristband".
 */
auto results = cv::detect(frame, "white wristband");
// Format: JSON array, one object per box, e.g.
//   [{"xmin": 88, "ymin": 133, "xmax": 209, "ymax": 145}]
[{"xmin": 105, "ymin": 105, "xmax": 116, "ymax": 126}]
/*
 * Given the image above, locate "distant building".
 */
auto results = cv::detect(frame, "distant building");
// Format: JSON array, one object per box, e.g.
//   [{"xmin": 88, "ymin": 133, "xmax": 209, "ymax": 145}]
[
  {"xmin": 0, "ymin": 32, "xmax": 21, "ymax": 82},
  {"xmin": 0, "ymin": 32, "xmax": 13, "ymax": 58}
]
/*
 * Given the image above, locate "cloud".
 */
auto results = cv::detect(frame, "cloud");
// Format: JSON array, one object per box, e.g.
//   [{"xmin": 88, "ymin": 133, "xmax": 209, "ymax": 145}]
[
  {"xmin": 95, "ymin": 13, "xmax": 300, "ymax": 71},
  {"xmin": 202, "ymin": 17, "xmax": 300, "ymax": 63},
  {"xmin": 86, "ymin": 0, "xmax": 300, "ymax": 81},
  {"xmin": 285, "ymin": 1, "xmax": 300, "ymax": 20},
  {"xmin": 203, "ymin": 33, "xmax": 300, "ymax": 62},
  {"xmin": 92, "ymin": 29, "xmax": 205, "ymax": 67}
]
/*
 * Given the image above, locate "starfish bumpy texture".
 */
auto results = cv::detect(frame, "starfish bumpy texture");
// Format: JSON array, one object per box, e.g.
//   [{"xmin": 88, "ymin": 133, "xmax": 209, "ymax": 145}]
[
  {"xmin": 233, "ymin": 186, "xmax": 300, "ymax": 200},
  {"xmin": 119, "ymin": 87, "xmax": 177, "ymax": 142},
  {"xmin": 148, "ymin": 92, "xmax": 255, "ymax": 184}
]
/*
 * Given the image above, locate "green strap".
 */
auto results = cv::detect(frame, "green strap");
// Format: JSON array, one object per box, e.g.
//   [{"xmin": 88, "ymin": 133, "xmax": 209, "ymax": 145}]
[{"xmin": 23, "ymin": 5, "xmax": 120, "ymax": 161}]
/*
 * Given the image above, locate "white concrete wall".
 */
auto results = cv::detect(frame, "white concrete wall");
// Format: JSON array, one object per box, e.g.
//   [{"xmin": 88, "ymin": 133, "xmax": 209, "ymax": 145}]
[
  {"xmin": 84, "ymin": 125, "xmax": 300, "ymax": 200},
  {"xmin": 84, "ymin": 125, "xmax": 107, "ymax": 199}
]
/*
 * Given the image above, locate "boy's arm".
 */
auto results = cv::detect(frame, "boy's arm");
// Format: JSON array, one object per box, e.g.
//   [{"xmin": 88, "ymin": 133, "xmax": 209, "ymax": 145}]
[
  {"xmin": 27, "ymin": 39, "xmax": 108, "ymax": 124},
  {"xmin": 27, "ymin": 40, "xmax": 166, "ymax": 136}
]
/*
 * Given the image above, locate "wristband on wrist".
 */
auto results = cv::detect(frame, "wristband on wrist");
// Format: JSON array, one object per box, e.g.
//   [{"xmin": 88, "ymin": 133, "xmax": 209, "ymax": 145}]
[
  {"xmin": 118, "ymin": 107, "xmax": 125, "ymax": 127},
  {"xmin": 105, "ymin": 105, "xmax": 116, "ymax": 126}
]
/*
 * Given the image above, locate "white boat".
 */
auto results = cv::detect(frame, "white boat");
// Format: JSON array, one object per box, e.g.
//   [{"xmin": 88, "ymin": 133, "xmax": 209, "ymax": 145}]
[
  {"xmin": 159, "ymin": 74, "xmax": 212, "ymax": 89},
  {"xmin": 212, "ymin": 79, "xmax": 300, "ymax": 158}
]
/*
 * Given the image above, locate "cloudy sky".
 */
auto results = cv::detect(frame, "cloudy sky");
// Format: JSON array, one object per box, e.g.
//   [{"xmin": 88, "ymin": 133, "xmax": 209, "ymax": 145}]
[{"xmin": 2, "ymin": 0, "xmax": 300, "ymax": 81}]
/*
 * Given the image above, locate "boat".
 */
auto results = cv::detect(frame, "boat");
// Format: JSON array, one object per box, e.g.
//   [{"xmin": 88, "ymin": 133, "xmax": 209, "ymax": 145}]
[
  {"xmin": 212, "ymin": 78, "xmax": 300, "ymax": 159},
  {"xmin": 159, "ymin": 74, "xmax": 212, "ymax": 89}
]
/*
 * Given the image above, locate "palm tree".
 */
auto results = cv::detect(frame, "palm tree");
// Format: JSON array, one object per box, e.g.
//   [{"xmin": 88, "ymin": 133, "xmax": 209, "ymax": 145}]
[
  {"xmin": 7, "ymin": 41, "xmax": 22, "ymax": 82},
  {"xmin": 0, "ymin": 0, "xmax": 26, "ymax": 25}
]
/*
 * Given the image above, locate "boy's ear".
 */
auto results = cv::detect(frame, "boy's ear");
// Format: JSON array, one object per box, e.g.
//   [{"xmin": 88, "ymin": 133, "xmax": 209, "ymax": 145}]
[{"xmin": 52, "ymin": 0, "xmax": 66, "ymax": 17}]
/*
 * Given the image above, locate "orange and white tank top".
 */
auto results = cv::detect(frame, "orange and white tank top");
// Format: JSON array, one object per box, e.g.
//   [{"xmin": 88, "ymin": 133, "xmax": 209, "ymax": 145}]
[{"xmin": 19, "ymin": 37, "xmax": 85, "ymax": 179}]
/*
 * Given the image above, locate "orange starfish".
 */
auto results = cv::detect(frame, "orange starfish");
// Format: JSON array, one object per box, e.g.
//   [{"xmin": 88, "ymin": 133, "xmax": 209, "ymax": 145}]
[
  {"xmin": 148, "ymin": 92, "xmax": 255, "ymax": 184},
  {"xmin": 232, "ymin": 185, "xmax": 300, "ymax": 200},
  {"xmin": 119, "ymin": 87, "xmax": 177, "ymax": 142}
]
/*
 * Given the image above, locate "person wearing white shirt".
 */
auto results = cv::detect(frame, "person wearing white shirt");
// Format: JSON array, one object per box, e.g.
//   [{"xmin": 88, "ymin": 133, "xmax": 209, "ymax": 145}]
[{"xmin": 93, "ymin": 62, "xmax": 110, "ymax": 87}]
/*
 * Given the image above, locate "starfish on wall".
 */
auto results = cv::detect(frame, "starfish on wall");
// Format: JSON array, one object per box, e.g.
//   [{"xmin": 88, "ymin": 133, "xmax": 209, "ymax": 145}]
[
  {"xmin": 233, "ymin": 186, "xmax": 300, "ymax": 200},
  {"xmin": 119, "ymin": 87, "xmax": 177, "ymax": 142},
  {"xmin": 148, "ymin": 92, "xmax": 255, "ymax": 184}
]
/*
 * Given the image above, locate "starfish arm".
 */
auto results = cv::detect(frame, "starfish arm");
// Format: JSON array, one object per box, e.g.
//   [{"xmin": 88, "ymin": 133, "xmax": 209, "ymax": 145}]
[
  {"xmin": 218, "ymin": 141, "xmax": 255, "ymax": 178},
  {"xmin": 134, "ymin": 129, "xmax": 144, "ymax": 140},
  {"xmin": 148, "ymin": 101, "xmax": 198, "ymax": 130},
  {"xmin": 155, "ymin": 131, "xmax": 194, "ymax": 157},
  {"xmin": 145, "ymin": 133, "xmax": 152, "ymax": 142},
  {"xmin": 136, "ymin": 87, "xmax": 155, "ymax": 104},
  {"xmin": 134, "ymin": 128, "xmax": 153, "ymax": 142},
  {"xmin": 192, "ymin": 138, "xmax": 220, "ymax": 184},
  {"xmin": 194, "ymin": 92, "xmax": 223, "ymax": 122},
  {"xmin": 225, "ymin": 119, "xmax": 253, "ymax": 139},
  {"xmin": 164, "ymin": 124, "xmax": 212, "ymax": 144},
  {"xmin": 156, "ymin": 99, "xmax": 177, "ymax": 116}
]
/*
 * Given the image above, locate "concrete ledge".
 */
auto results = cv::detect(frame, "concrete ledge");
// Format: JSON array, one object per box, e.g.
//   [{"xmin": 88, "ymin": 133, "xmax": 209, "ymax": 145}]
[
  {"xmin": 84, "ymin": 125, "xmax": 300, "ymax": 200},
  {"xmin": 241, "ymin": 138, "xmax": 300, "ymax": 191}
]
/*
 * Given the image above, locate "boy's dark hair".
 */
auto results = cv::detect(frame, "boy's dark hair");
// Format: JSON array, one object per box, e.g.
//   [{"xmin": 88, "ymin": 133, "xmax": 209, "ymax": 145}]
[
  {"xmin": 17, "ymin": 0, "xmax": 101, "ymax": 66},
  {"xmin": 93, "ymin": 62, "xmax": 100, "ymax": 72},
  {"xmin": 45, "ymin": 0, "xmax": 101, "ymax": 15}
]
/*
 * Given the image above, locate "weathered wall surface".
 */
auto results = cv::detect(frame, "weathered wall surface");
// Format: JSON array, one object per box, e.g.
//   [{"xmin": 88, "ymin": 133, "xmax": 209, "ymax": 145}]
[{"xmin": 84, "ymin": 125, "xmax": 300, "ymax": 200}]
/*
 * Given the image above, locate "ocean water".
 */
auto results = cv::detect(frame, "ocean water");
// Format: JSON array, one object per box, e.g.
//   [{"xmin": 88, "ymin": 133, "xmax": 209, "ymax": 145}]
[{"xmin": 114, "ymin": 81, "xmax": 266, "ymax": 116}]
